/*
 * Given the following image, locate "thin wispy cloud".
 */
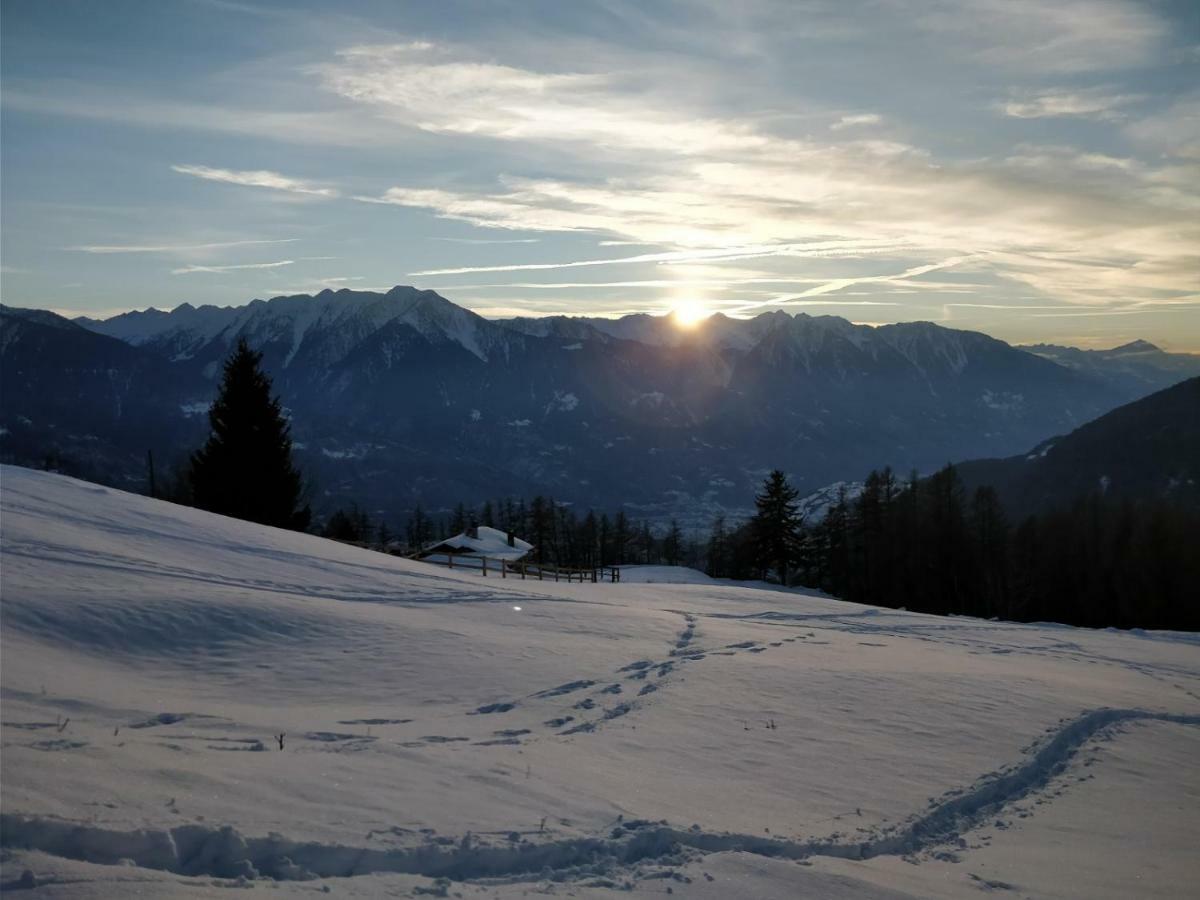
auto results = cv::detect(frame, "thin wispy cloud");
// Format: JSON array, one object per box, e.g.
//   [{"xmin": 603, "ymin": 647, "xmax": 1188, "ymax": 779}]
[
  {"xmin": 409, "ymin": 240, "xmax": 911, "ymax": 277},
  {"xmin": 68, "ymin": 238, "xmax": 298, "ymax": 254},
  {"xmin": 432, "ymin": 237, "xmax": 540, "ymax": 244},
  {"xmin": 729, "ymin": 258, "xmax": 975, "ymax": 314},
  {"xmin": 906, "ymin": 0, "xmax": 1167, "ymax": 73},
  {"xmin": 171, "ymin": 259, "xmax": 295, "ymax": 274},
  {"xmin": 172, "ymin": 164, "xmax": 337, "ymax": 197}
]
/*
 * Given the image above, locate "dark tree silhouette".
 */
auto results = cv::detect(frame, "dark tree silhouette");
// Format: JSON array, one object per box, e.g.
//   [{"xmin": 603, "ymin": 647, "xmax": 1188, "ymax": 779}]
[
  {"xmin": 406, "ymin": 504, "xmax": 433, "ymax": 550},
  {"xmin": 188, "ymin": 339, "xmax": 310, "ymax": 530},
  {"xmin": 751, "ymin": 469, "xmax": 804, "ymax": 585},
  {"xmin": 705, "ymin": 514, "xmax": 729, "ymax": 578},
  {"xmin": 663, "ymin": 519, "xmax": 683, "ymax": 566},
  {"xmin": 801, "ymin": 463, "xmax": 1200, "ymax": 630},
  {"xmin": 322, "ymin": 504, "xmax": 371, "ymax": 542}
]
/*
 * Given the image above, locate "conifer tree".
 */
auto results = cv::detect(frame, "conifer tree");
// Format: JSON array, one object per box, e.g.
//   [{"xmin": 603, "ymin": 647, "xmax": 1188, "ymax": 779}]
[
  {"xmin": 581, "ymin": 510, "xmax": 599, "ymax": 568},
  {"xmin": 406, "ymin": 504, "xmax": 432, "ymax": 550},
  {"xmin": 705, "ymin": 514, "xmax": 729, "ymax": 577},
  {"xmin": 751, "ymin": 469, "xmax": 804, "ymax": 585},
  {"xmin": 598, "ymin": 513, "xmax": 612, "ymax": 567},
  {"xmin": 376, "ymin": 519, "xmax": 393, "ymax": 551},
  {"xmin": 451, "ymin": 502, "xmax": 468, "ymax": 535},
  {"xmin": 189, "ymin": 339, "xmax": 310, "ymax": 530},
  {"xmin": 638, "ymin": 521, "xmax": 655, "ymax": 564},
  {"xmin": 530, "ymin": 496, "xmax": 553, "ymax": 565},
  {"xmin": 613, "ymin": 511, "xmax": 631, "ymax": 564},
  {"xmin": 663, "ymin": 519, "xmax": 683, "ymax": 566}
]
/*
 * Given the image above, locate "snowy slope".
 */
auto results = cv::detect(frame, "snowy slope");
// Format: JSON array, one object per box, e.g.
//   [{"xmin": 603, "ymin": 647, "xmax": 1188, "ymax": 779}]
[
  {"xmin": 618, "ymin": 565, "xmax": 717, "ymax": 584},
  {"xmin": 1, "ymin": 466, "xmax": 1198, "ymax": 897}
]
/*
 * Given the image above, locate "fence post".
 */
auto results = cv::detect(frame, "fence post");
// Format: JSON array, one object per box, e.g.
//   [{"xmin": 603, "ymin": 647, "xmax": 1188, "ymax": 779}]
[
  {"xmin": 501, "ymin": 559, "xmax": 506, "ymax": 578},
  {"xmin": 482, "ymin": 557, "xmax": 487, "ymax": 577},
  {"xmin": 448, "ymin": 555, "xmax": 453, "ymax": 569}
]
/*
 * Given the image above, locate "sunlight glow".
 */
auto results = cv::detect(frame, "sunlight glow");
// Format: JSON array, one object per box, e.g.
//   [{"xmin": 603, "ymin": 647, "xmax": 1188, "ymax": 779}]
[{"xmin": 671, "ymin": 297, "xmax": 712, "ymax": 328}]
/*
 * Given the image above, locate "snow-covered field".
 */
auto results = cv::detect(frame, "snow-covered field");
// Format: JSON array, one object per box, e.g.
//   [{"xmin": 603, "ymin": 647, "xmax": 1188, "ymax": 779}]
[{"xmin": 2, "ymin": 465, "xmax": 1198, "ymax": 898}]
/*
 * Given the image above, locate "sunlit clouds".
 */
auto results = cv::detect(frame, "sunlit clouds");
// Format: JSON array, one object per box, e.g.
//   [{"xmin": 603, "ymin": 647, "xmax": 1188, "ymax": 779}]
[{"xmin": 3, "ymin": 0, "xmax": 1198, "ymax": 348}]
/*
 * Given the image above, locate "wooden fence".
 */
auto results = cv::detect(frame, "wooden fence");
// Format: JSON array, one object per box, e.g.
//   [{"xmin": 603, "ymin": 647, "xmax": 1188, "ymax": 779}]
[{"xmin": 418, "ymin": 553, "xmax": 621, "ymax": 583}]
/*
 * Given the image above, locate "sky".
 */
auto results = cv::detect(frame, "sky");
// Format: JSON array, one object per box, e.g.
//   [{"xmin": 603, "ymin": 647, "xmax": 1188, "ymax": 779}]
[{"xmin": 2, "ymin": 0, "xmax": 1198, "ymax": 349}]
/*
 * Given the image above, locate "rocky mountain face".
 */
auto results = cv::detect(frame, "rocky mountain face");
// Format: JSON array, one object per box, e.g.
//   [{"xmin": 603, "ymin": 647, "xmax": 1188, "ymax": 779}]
[{"xmin": 3, "ymin": 287, "xmax": 1184, "ymax": 527}]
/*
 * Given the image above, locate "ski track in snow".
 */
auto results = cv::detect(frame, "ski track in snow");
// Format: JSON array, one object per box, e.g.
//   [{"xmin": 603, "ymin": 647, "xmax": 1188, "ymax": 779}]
[
  {"xmin": 448, "ymin": 610, "xmax": 804, "ymax": 743},
  {"xmin": 709, "ymin": 609, "xmax": 1200, "ymax": 701},
  {"xmin": 4, "ymin": 709, "xmax": 1196, "ymax": 885}
]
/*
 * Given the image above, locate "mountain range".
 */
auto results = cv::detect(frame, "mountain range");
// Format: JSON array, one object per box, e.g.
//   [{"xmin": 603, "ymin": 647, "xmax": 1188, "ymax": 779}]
[
  {"xmin": 956, "ymin": 375, "xmax": 1200, "ymax": 517},
  {"xmin": 3, "ymin": 286, "xmax": 1198, "ymax": 528}
]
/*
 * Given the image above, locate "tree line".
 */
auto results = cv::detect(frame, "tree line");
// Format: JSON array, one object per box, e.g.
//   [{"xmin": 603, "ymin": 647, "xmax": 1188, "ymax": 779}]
[
  {"xmin": 708, "ymin": 465, "xmax": 1200, "ymax": 631},
  {"xmin": 329, "ymin": 495, "xmax": 698, "ymax": 572}
]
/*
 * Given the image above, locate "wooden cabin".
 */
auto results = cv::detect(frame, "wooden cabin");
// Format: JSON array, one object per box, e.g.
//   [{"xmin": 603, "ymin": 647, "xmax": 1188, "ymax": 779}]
[{"xmin": 417, "ymin": 525, "xmax": 533, "ymax": 568}]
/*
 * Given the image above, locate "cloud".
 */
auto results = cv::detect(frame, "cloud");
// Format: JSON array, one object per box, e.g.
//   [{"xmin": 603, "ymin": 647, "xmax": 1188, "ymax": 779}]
[
  {"xmin": 353, "ymin": 92, "xmax": 1197, "ymax": 312},
  {"xmin": 68, "ymin": 238, "xmax": 298, "ymax": 254},
  {"xmin": 727, "ymin": 257, "xmax": 975, "ymax": 313},
  {"xmin": 171, "ymin": 260, "xmax": 295, "ymax": 274},
  {"xmin": 1125, "ymin": 94, "xmax": 1200, "ymax": 159},
  {"xmin": 172, "ymin": 164, "xmax": 337, "ymax": 196},
  {"xmin": 1001, "ymin": 90, "xmax": 1140, "ymax": 120},
  {"xmin": 407, "ymin": 239, "xmax": 910, "ymax": 277},
  {"xmin": 905, "ymin": 0, "xmax": 1167, "ymax": 73},
  {"xmin": 831, "ymin": 114, "xmax": 882, "ymax": 130},
  {"xmin": 0, "ymin": 83, "xmax": 417, "ymax": 147},
  {"xmin": 432, "ymin": 237, "xmax": 540, "ymax": 244},
  {"xmin": 12, "ymin": 6, "xmax": 1195, "ymax": 337},
  {"xmin": 316, "ymin": 42, "xmax": 772, "ymax": 156}
]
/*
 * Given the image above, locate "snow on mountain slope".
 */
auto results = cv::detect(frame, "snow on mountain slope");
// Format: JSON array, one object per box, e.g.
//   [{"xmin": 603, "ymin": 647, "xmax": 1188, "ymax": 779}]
[
  {"xmin": 2, "ymin": 466, "xmax": 1198, "ymax": 897},
  {"xmin": 82, "ymin": 287, "xmax": 507, "ymax": 365}
]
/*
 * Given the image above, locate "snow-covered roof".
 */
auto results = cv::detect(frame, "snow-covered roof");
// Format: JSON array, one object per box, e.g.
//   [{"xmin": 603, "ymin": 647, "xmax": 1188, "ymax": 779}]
[{"xmin": 426, "ymin": 526, "xmax": 533, "ymax": 561}]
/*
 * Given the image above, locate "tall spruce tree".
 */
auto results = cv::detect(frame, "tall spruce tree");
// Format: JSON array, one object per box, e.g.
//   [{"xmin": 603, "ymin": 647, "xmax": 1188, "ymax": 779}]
[
  {"xmin": 751, "ymin": 469, "xmax": 804, "ymax": 586},
  {"xmin": 189, "ymin": 338, "xmax": 310, "ymax": 530}
]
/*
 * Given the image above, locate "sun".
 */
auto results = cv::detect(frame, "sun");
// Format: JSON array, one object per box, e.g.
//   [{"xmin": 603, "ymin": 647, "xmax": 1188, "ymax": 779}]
[{"xmin": 670, "ymin": 297, "xmax": 712, "ymax": 329}]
